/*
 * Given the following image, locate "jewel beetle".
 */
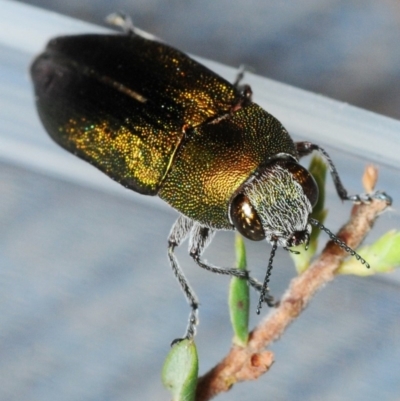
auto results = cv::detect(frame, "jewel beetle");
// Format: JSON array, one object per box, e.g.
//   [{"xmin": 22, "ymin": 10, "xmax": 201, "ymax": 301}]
[{"xmin": 30, "ymin": 15, "xmax": 373, "ymax": 341}]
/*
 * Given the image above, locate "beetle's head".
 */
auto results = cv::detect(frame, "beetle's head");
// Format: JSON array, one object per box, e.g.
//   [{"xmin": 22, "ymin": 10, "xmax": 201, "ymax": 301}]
[
  {"xmin": 230, "ymin": 159, "xmax": 318, "ymax": 249},
  {"xmin": 230, "ymin": 158, "xmax": 370, "ymax": 313}
]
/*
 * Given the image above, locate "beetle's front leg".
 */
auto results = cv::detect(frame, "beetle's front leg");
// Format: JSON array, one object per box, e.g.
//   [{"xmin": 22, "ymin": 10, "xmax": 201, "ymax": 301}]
[
  {"xmin": 189, "ymin": 223, "xmax": 275, "ymax": 306},
  {"xmin": 168, "ymin": 215, "xmax": 199, "ymax": 342},
  {"xmin": 295, "ymin": 141, "xmax": 391, "ymax": 204}
]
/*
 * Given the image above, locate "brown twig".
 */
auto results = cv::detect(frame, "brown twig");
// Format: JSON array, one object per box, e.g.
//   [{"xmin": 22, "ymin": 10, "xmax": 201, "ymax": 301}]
[{"xmin": 196, "ymin": 166, "xmax": 390, "ymax": 401}]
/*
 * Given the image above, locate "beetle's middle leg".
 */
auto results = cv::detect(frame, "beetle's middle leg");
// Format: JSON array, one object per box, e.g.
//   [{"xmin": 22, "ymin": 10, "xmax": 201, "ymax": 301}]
[{"xmin": 168, "ymin": 215, "xmax": 199, "ymax": 341}]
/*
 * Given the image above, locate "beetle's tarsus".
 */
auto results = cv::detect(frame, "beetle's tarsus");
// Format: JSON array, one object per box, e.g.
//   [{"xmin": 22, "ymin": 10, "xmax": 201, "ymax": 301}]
[
  {"xmin": 347, "ymin": 190, "xmax": 393, "ymax": 205},
  {"xmin": 106, "ymin": 11, "xmax": 136, "ymax": 35}
]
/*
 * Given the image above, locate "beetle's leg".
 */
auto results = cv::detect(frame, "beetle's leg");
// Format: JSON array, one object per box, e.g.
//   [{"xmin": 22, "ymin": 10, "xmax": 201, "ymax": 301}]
[
  {"xmin": 233, "ymin": 65, "xmax": 245, "ymax": 88},
  {"xmin": 295, "ymin": 141, "xmax": 391, "ymax": 203},
  {"xmin": 106, "ymin": 12, "xmax": 136, "ymax": 36},
  {"xmin": 168, "ymin": 215, "xmax": 199, "ymax": 342},
  {"xmin": 189, "ymin": 222, "xmax": 275, "ymax": 306},
  {"xmin": 232, "ymin": 65, "xmax": 253, "ymax": 106}
]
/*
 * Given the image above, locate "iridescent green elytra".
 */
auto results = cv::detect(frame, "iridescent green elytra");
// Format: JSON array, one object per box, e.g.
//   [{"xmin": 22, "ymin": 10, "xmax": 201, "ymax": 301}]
[
  {"xmin": 31, "ymin": 24, "xmax": 372, "ymax": 341},
  {"xmin": 30, "ymin": 33, "xmax": 297, "ymax": 229}
]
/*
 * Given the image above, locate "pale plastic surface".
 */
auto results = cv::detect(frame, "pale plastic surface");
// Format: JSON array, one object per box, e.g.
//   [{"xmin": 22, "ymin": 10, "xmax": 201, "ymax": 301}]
[{"xmin": 1, "ymin": 1, "xmax": 399, "ymax": 401}]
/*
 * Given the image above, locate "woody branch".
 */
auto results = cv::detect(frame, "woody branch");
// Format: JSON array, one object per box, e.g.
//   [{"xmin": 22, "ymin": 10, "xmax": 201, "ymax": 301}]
[{"xmin": 196, "ymin": 165, "xmax": 390, "ymax": 401}]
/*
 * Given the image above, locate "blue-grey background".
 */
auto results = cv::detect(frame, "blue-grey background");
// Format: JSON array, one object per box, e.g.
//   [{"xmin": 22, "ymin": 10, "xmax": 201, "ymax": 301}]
[
  {"xmin": 16, "ymin": 0, "xmax": 400, "ymax": 120},
  {"xmin": 2, "ymin": 1, "xmax": 400, "ymax": 400}
]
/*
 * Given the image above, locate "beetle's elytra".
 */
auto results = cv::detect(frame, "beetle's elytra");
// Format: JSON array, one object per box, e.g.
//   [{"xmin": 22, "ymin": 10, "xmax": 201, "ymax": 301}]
[{"xmin": 31, "ymin": 16, "xmax": 374, "ymax": 341}]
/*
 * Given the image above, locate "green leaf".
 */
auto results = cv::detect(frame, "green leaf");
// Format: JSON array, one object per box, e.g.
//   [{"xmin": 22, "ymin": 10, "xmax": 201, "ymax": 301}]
[
  {"xmin": 291, "ymin": 156, "xmax": 328, "ymax": 273},
  {"xmin": 229, "ymin": 233, "xmax": 250, "ymax": 346},
  {"xmin": 162, "ymin": 339, "xmax": 198, "ymax": 401},
  {"xmin": 338, "ymin": 230, "xmax": 400, "ymax": 275}
]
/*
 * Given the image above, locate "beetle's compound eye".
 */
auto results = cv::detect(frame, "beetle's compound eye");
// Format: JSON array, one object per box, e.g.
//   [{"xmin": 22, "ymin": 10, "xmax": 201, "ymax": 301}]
[
  {"xmin": 230, "ymin": 193, "xmax": 265, "ymax": 241},
  {"xmin": 285, "ymin": 162, "xmax": 319, "ymax": 208}
]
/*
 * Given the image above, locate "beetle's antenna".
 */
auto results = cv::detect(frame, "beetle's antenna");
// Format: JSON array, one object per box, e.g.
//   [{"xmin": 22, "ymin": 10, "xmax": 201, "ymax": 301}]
[
  {"xmin": 309, "ymin": 218, "xmax": 370, "ymax": 268},
  {"xmin": 257, "ymin": 241, "xmax": 278, "ymax": 314}
]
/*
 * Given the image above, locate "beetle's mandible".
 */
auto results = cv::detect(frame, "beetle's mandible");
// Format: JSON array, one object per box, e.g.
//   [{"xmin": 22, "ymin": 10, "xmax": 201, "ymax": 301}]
[{"xmin": 30, "ymin": 15, "xmax": 375, "ymax": 341}]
